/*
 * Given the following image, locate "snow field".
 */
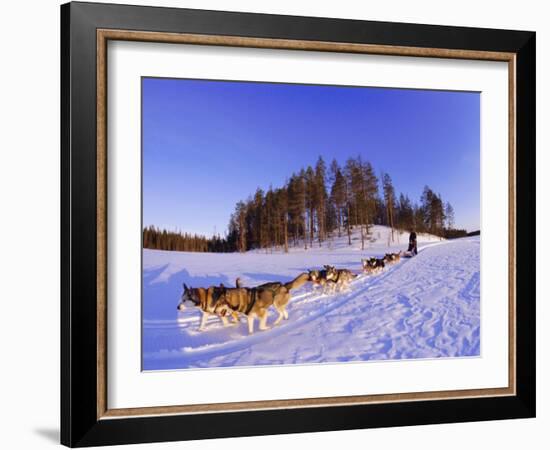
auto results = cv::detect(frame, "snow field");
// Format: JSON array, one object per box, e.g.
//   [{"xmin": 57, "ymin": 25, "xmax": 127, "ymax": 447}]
[{"xmin": 142, "ymin": 226, "xmax": 479, "ymax": 370}]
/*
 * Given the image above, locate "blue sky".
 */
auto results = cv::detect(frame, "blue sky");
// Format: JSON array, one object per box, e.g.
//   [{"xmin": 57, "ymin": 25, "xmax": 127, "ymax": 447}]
[{"xmin": 142, "ymin": 77, "xmax": 480, "ymax": 235}]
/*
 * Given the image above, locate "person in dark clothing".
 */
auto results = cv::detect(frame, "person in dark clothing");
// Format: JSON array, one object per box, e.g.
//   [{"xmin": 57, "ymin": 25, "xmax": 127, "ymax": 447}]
[{"xmin": 408, "ymin": 230, "xmax": 418, "ymax": 255}]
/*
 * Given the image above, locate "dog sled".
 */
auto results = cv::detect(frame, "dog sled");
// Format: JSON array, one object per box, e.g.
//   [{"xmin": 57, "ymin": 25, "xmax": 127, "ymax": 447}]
[
  {"xmin": 403, "ymin": 245, "xmax": 417, "ymax": 258},
  {"xmin": 403, "ymin": 240, "xmax": 418, "ymax": 258}
]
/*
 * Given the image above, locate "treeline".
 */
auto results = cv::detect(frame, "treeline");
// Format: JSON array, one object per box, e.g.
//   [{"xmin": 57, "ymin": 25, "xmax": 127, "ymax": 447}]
[
  {"xmin": 443, "ymin": 228, "xmax": 468, "ymax": 239},
  {"xmin": 143, "ymin": 225, "xmax": 232, "ymax": 253},
  {"xmin": 227, "ymin": 155, "xmax": 462, "ymax": 253},
  {"xmin": 143, "ymin": 155, "xmax": 468, "ymax": 253}
]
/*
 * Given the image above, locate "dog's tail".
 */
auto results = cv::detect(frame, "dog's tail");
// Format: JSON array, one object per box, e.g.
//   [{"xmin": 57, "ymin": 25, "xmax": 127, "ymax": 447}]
[
  {"xmin": 285, "ymin": 272, "xmax": 309, "ymax": 291},
  {"xmin": 342, "ymin": 270, "xmax": 358, "ymax": 279}
]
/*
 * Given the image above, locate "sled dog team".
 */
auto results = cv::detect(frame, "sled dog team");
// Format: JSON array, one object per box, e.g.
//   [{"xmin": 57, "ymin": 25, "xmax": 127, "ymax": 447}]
[
  {"xmin": 361, "ymin": 251, "xmax": 402, "ymax": 274},
  {"xmin": 177, "ymin": 251, "xmax": 403, "ymax": 334}
]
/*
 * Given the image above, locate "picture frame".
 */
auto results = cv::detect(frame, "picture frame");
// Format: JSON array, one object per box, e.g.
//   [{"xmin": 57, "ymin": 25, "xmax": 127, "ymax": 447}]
[{"xmin": 60, "ymin": 1, "xmax": 535, "ymax": 447}]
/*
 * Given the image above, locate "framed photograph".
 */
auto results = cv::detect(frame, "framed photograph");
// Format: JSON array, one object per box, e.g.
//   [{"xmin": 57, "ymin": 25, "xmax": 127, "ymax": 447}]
[{"xmin": 61, "ymin": 2, "xmax": 535, "ymax": 447}]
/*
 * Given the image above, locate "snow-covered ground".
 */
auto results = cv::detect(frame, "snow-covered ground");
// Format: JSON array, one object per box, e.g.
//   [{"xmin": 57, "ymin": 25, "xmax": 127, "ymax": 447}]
[{"xmin": 142, "ymin": 226, "xmax": 480, "ymax": 370}]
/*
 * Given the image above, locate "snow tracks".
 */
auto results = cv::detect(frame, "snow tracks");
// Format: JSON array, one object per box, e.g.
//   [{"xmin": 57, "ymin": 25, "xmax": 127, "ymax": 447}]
[{"xmin": 143, "ymin": 237, "xmax": 480, "ymax": 370}]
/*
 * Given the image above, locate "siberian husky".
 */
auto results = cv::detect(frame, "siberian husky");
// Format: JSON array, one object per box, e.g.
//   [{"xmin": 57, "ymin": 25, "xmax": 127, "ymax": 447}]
[{"xmin": 215, "ymin": 273, "xmax": 310, "ymax": 334}]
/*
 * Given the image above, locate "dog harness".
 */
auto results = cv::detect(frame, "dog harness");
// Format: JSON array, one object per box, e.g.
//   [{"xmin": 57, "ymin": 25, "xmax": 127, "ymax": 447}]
[{"xmin": 244, "ymin": 289, "xmax": 257, "ymax": 315}]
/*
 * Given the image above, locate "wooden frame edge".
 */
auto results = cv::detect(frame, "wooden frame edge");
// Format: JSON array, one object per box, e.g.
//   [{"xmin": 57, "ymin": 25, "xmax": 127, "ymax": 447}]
[
  {"xmin": 97, "ymin": 29, "xmax": 108, "ymax": 419},
  {"xmin": 98, "ymin": 28, "xmax": 515, "ymax": 61},
  {"xmin": 100, "ymin": 387, "xmax": 515, "ymax": 419},
  {"xmin": 96, "ymin": 28, "xmax": 517, "ymax": 420},
  {"xmin": 508, "ymin": 55, "xmax": 517, "ymax": 395}
]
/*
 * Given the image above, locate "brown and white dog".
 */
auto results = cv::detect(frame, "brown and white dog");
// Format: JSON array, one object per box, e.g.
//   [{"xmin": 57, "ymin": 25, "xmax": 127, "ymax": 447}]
[
  {"xmin": 309, "ymin": 265, "xmax": 356, "ymax": 293},
  {"xmin": 384, "ymin": 251, "xmax": 402, "ymax": 265},
  {"xmin": 215, "ymin": 273, "xmax": 310, "ymax": 334},
  {"xmin": 329, "ymin": 266, "xmax": 357, "ymax": 292}
]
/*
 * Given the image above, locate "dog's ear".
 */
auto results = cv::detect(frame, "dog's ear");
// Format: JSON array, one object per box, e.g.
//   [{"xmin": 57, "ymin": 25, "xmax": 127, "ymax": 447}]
[{"xmin": 183, "ymin": 283, "xmax": 188, "ymax": 291}]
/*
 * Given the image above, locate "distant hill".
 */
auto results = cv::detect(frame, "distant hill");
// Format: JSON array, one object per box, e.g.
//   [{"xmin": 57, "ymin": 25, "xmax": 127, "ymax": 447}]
[{"xmin": 249, "ymin": 225, "xmax": 442, "ymax": 254}]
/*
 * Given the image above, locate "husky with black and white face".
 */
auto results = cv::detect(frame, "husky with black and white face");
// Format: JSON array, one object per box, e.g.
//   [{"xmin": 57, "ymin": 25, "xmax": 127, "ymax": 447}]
[
  {"xmin": 177, "ymin": 283, "xmax": 201, "ymax": 310},
  {"xmin": 177, "ymin": 283, "xmax": 238, "ymax": 331},
  {"xmin": 308, "ymin": 266, "xmax": 337, "ymax": 292},
  {"xmin": 361, "ymin": 257, "xmax": 385, "ymax": 274}
]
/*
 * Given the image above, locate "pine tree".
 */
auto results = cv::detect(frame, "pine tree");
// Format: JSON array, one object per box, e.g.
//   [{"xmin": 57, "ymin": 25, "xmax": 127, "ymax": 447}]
[
  {"xmin": 253, "ymin": 188, "xmax": 265, "ymax": 249},
  {"xmin": 314, "ymin": 156, "xmax": 327, "ymax": 246},
  {"xmin": 329, "ymin": 160, "xmax": 346, "ymax": 238},
  {"xmin": 433, "ymin": 193, "xmax": 446, "ymax": 236},
  {"xmin": 265, "ymin": 187, "xmax": 275, "ymax": 251},
  {"xmin": 397, "ymin": 193, "xmax": 414, "ymax": 230},
  {"xmin": 445, "ymin": 202, "xmax": 455, "ymax": 229},
  {"xmin": 382, "ymin": 172, "xmax": 396, "ymax": 242},
  {"xmin": 305, "ymin": 166, "xmax": 316, "ymax": 247},
  {"xmin": 288, "ymin": 172, "xmax": 307, "ymax": 249},
  {"xmin": 236, "ymin": 201, "xmax": 247, "ymax": 252},
  {"xmin": 412, "ymin": 202, "xmax": 424, "ymax": 232},
  {"xmin": 345, "ymin": 157, "xmax": 366, "ymax": 248},
  {"xmin": 277, "ymin": 187, "xmax": 289, "ymax": 253},
  {"xmin": 373, "ymin": 195, "xmax": 386, "ymax": 225},
  {"xmin": 421, "ymin": 186, "xmax": 435, "ymax": 233},
  {"xmin": 420, "ymin": 186, "xmax": 447, "ymax": 237},
  {"xmin": 361, "ymin": 161, "xmax": 378, "ymax": 236}
]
